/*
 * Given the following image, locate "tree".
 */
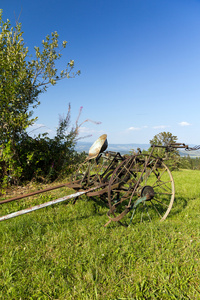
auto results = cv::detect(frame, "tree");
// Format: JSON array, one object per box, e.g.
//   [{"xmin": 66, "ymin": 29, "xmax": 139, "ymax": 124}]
[
  {"xmin": 150, "ymin": 131, "xmax": 178, "ymax": 146},
  {"xmin": 0, "ymin": 10, "xmax": 80, "ymax": 184},
  {"xmin": 149, "ymin": 132, "xmax": 180, "ymax": 169},
  {"xmin": 0, "ymin": 10, "xmax": 79, "ymax": 144}
]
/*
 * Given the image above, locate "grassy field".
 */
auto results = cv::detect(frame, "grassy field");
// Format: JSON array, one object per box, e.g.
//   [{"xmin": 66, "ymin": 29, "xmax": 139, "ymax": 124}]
[{"xmin": 0, "ymin": 169, "xmax": 200, "ymax": 299}]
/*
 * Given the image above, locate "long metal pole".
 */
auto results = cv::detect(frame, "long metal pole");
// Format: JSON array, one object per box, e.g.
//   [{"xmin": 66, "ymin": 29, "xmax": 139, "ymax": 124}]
[
  {"xmin": 0, "ymin": 183, "xmax": 69, "ymax": 205},
  {"xmin": 0, "ymin": 185, "xmax": 103, "ymax": 222}
]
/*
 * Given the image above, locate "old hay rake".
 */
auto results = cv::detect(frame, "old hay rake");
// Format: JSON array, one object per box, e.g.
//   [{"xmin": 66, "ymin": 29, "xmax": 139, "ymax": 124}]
[{"xmin": 0, "ymin": 134, "xmax": 190, "ymax": 226}]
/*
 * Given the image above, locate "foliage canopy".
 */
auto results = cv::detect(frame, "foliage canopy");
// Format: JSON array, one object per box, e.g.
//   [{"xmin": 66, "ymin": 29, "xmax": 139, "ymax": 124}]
[
  {"xmin": 0, "ymin": 10, "xmax": 81, "ymax": 187},
  {"xmin": 149, "ymin": 131, "xmax": 180, "ymax": 169},
  {"xmin": 0, "ymin": 10, "xmax": 80, "ymax": 145}
]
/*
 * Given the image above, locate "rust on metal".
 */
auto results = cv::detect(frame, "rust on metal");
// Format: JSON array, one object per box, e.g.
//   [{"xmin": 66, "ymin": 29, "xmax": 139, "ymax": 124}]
[
  {"xmin": 0, "ymin": 134, "xmax": 195, "ymax": 226},
  {"xmin": 0, "ymin": 185, "xmax": 106, "ymax": 222},
  {"xmin": 87, "ymin": 182, "xmax": 120, "ymax": 197},
  {"xmin": 0, "ymin": 183, "xmax": 72, "ymax": 205}
]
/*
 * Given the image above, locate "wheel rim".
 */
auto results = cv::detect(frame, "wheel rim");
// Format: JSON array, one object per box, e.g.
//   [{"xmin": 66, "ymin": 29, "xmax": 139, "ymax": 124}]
[
  {"xmin": 107, "ymin": 155, "xmax": 175, "ymax": 224},
  {"xmin": 133, "ymin": 156, "xmax": 175, "ymax": 223}
]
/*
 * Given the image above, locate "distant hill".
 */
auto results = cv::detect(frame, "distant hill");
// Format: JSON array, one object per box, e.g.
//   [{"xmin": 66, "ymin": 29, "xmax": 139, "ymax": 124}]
[
  {"xmin": 179, "ymin": 149, "xmax": 200, "ymax": 158},
  {"xmin": 76, "ymin": 142, "xmax": 200, "ymax": 157},
  {"xmin": 76, "ymin": 142, "xmax": 150, "ymax": 155}
]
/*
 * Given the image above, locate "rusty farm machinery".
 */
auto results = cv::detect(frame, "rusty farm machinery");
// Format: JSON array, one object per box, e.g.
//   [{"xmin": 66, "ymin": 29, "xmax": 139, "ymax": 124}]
[{"xmin": 0, "ymin": 134, "xmax": 191, "ymax": 226}]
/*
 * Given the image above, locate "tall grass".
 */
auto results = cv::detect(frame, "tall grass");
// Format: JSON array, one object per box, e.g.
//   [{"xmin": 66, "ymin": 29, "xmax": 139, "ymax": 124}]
[{"xmin": 0, "ymin": 170, "xmax": 200, "ymax": 299}]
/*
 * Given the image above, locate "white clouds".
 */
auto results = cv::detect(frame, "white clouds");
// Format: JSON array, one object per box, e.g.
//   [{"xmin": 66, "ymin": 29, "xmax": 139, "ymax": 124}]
[
  {"xmin": 127, "ymin": 125, "xmax": 148, "ymax": 131},
  {"xmin": 27, "ymin": 121, "xmax": 104, "ymax": 142},
  {"xmin": 77, "ymin": 127, "xmax": 105, "ymax": 141},
  {"xmin": 28, "ymin": 123, "xmax": 52, "ymax": 132},
  {"xmin": 178, "ymin": 121, "xmax": 191, "ymax": 126},
  {"xmin": 78, "ymin": 126, "xmax": 104, "ymax": 135},
  {"xmin": 78, "ymin": 126, "xmax": 93, "ymax": 134},
  {"xmin": 127, "ymin": 122, "xmax": 192, "ymax": 132},
  {"xmin": 28, "ymin": 123, "xmax": 55, "ymax": 136},
  {"xmin": 30, "ymin": 123, "xmax": 45, "ymax": 129},
  {"xmin": 127, "ymin": 125, "xmax": 171, "ymax": 131},
  {"xmin": 127, "ymin": 127, "xmax": 141, "ymax": 131}
]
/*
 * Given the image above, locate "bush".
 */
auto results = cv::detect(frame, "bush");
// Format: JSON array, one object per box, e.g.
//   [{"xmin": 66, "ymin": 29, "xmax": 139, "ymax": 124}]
[
  {"xmin": 16, "ymin": 133, "xmax": 86, "ymax": 182},
  {"xmin": 0, "ymin": 105, "xmax": 89, "ymax": 189}
]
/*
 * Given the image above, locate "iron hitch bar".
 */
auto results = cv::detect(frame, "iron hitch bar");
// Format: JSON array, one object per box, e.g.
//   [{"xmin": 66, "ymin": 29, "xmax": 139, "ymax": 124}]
[{"xmin": 0, "ymin": 184, "xmax": 106, "ymax": 222}]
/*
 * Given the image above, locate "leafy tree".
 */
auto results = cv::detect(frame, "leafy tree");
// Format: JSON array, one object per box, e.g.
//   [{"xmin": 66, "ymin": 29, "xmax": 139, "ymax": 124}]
[
  {"xmin": 149, "ymin": 132, "xmax": 180, "ymax": 169},
  {"xmin": 150, "ymin": 131, "xmax": 178, "ymax": 146},
  {"xmin": 0, "ymin": 10, "xmax": 80, "ymax": 185}
]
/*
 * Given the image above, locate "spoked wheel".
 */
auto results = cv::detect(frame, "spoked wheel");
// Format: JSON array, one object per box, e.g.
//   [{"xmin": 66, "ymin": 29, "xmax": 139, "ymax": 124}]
[
  {"xmin": 107, "ymin": 154, "xmax": 175, "ymax": 225},
  {"xmin": 132, "ymin": 155, "xmax": 175, "ymax": 224}
]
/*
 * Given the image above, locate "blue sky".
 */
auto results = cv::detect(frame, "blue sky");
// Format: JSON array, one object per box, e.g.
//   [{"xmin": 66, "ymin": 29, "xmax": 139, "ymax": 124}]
[{"xmin": 2, "ymin": 0, "xmax": 200, "ymax": 145}]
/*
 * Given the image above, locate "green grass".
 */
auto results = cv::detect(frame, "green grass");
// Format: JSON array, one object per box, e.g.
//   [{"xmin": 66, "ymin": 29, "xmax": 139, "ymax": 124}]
[{"xmin": 0, "ymin": 169, "xmax": 200, "ymax": 299}]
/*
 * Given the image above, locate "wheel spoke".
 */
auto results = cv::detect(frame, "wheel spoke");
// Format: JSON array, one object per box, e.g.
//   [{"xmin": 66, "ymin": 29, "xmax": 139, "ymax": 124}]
[
  {"xmin": 107, "ymin": 154, "xmax": 175, "ymax": 225},
  {"xmin": 149, "ymin": 200, "xmax": 162, "ymax": 217},
  {"xmin": 151, "ymin": 198, "xmax": 169, "ymax": 208},
  {"xmin": 155, "ymin": 192, "xmax": 173, "ymax": 196},
  {"xmin": 153, "ymin": 179, "xmax": 172, "ymax": 189}
]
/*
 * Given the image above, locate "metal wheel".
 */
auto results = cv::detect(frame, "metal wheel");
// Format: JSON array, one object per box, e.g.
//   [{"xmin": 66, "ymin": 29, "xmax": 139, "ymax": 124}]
[{"xmin": 107, "ymin": 154, "xmax": 175, "ymax": 225}]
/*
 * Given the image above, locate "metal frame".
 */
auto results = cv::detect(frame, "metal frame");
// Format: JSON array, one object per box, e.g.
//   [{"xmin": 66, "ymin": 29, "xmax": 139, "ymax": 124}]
[{"xmin": 0, "ymin": 140, "xmax": 189, "ymax": 226}]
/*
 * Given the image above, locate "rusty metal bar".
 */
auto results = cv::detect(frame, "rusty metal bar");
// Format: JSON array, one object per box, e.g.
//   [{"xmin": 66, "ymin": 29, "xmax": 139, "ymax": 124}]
[
  {"xmin": 152, "ymin": 143, "xmax": 189, "ymax": 149},
  {"xmin": 0, "ymin": 183, "xmax": 72, "ymax": 205},
  {"xmin": 0, "ymin": 185, "xmax": 105, "ymax": 222}
]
